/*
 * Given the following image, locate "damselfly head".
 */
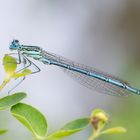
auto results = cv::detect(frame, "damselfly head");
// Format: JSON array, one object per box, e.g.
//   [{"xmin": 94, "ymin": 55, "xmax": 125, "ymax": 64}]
[{"xmin": 9, "ymin": 39, "xmax": 20, "ymax": 50}]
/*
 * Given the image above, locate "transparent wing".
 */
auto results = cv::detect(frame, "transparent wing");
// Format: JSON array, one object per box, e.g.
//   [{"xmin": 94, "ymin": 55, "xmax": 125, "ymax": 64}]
[
  {"xmin": 44, "ymin": 51, "xmax": 132, "ymax": 96},
  {"xmin": 62, "ymin": 68, "xmax": 132, "ymax": 96}
]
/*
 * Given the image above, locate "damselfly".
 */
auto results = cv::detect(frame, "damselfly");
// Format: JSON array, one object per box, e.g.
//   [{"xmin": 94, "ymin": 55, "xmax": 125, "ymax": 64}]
[{"xmin": 8, "ymin": 40, "xmax": 140, "ymax": 96}]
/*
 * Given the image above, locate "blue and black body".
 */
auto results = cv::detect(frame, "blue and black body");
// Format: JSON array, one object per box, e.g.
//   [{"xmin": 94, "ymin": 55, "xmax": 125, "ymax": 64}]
[{"xmin": 9, "ymin": 39, "xmax": 140, "ymax": 96}]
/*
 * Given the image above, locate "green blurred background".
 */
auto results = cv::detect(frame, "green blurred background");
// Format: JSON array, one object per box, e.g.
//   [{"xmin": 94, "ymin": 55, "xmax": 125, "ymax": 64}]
[{"xmin": 0, "ymin": 0, "xmax": 140, "ymax": 139}]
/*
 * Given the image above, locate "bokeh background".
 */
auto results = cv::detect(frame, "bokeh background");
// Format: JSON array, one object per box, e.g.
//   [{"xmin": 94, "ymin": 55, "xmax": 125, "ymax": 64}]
[{"xmin": 0, "ymin": 0, "xmax": 140, "ymax": 139}]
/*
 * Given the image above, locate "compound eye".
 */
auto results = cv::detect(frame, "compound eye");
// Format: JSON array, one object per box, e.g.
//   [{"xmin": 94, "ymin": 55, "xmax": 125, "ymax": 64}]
[{"xmin": 14, "ymin": 40, "xmax": 19, "ymax": 43}]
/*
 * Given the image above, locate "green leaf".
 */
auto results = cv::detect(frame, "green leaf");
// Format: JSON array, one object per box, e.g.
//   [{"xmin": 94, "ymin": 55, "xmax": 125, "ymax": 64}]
[
  {"xmin": 101, "ymin": 127, "xmax": 127, "ymax": 135},
  {"xmin": 11, "ymin": 103, "xmax": 48, "ymax": 140},
  {"xmin": 3, "ymin": 55, "xmax": 17, "ymax": 76},
  {"xmin": 21, "ymin": 69, "xmax": 32, "ymax": 75},
  {"xmin": 0, "ymin": 55, "xmax": 17, "ymax": 91},
  {"xmin": 47, "ymin": 118, "xmax": 90, "ymax": 140},
  {"xmin": 0, "ymin": 55, "xmax": 32, "ymax": 91},
  {"xmin": 0, "ymin": 92, "xmax": 26, "ymax": 110},
  {"xmin": 13, "ymin": 69, "xmax": 32, "ymax": 78},
  {"xmin": 0, "ymin": 129, "xmax": 7, "ymax": 135}
]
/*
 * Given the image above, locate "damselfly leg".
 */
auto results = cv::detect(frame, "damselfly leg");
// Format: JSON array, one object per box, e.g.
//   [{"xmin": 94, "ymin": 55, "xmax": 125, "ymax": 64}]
[
  {"xmin": 4, "ymin": 52, "xmax": 40, "ymax": 94},
  {"xmin": 21, "ymin": 54, "xmax": 41, "ymax": 74},
  {"xmin": 8, "ymin": 77, "xmax": 25, "ymax": 94}
]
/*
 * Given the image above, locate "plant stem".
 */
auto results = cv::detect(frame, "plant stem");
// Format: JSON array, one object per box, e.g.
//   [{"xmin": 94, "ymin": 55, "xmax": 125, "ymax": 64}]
[
  {"xmin": 88, "ymin": 130, "xmax": 99, "ymax": 140},
  {"xmin": 0, "ymin": 80, "xmax": 8, "ymax": 91},
  {"xmin": 88, "ymin": 133, "xmax": 95, "ymax": 140}
]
